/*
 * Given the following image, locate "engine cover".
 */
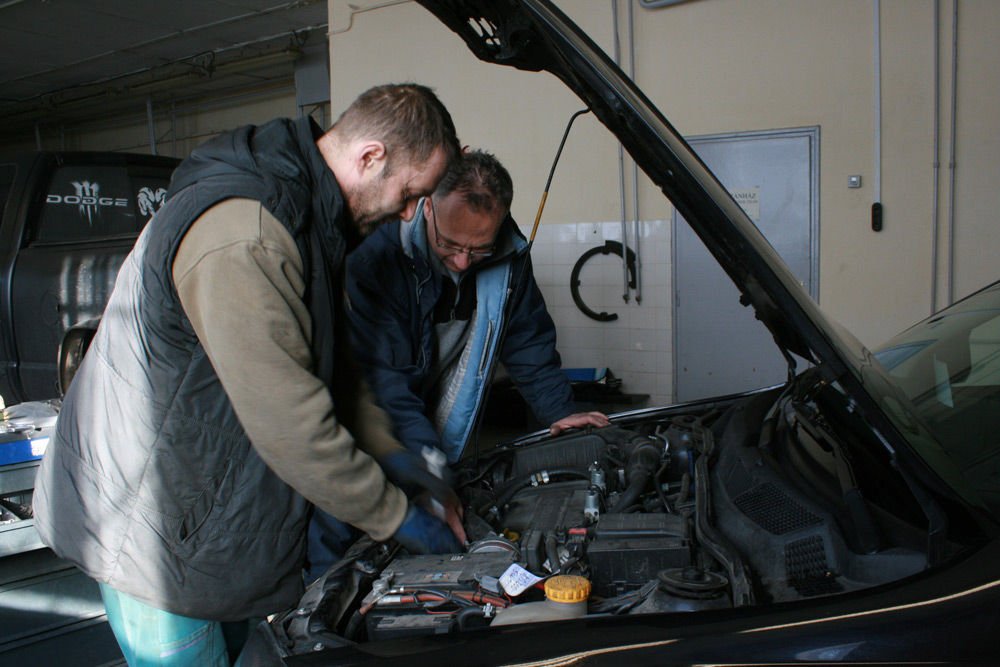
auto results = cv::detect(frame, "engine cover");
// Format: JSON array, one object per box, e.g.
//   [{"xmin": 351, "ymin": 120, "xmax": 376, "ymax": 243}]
[{"xmin": 588, "ymin": 513, "xmax": 691, "ymax": 596}]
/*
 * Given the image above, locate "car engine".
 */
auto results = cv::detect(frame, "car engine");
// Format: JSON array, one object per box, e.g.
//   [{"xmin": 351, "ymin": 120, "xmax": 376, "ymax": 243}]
[{"xmin": 262, "ymin": 385, "xmax": 931, "ymax": 653}]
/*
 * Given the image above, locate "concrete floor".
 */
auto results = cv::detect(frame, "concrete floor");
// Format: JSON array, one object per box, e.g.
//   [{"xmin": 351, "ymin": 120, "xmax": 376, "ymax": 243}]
[{"xmin": 0, "ymin": 547, "xmax": 123, "ymax": 666}]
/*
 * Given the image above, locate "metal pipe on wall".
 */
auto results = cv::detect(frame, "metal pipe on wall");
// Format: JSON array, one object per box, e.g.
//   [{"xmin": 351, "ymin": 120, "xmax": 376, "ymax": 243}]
[
  {"xmin": 146, "ymin": 96, "xmax": 157, "ymax": 156},
  {"xmin": 946, "ymin": 0, "xmax": 958, "ymax": 305},
  {"xmin": 628, "ymin": 0, "xmax": 643, "ymax": 304},
  {"xmin": 873, "ymin": 0, "xmax": 882, "ymax": 222},
  {"xmin": 612, "ymin": 0, "xmax": 631, "ymax": 304},
  {"xmin": 931, "ymin": 0, "xmax": 941, "ymax": 314}
]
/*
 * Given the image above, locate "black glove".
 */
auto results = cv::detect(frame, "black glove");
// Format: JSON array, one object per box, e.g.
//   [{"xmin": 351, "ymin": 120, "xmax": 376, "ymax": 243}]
[
  {"xmin": 380, "ymin": 449, "xmax": 455, "ymax": 505},
  {"xmin": 392, "ymin": 504, "xmax": 461, "ymax": 554}
]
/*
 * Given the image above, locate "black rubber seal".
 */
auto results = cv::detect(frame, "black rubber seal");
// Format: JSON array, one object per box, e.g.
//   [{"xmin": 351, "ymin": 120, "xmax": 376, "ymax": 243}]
[{"xmin": 570, "ymin": 240, "xmax": 637, "ymax": 322}]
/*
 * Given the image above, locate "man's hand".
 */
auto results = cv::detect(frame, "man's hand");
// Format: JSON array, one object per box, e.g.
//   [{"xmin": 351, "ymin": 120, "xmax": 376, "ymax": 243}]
[
  {"xmin": 549, "ymin": 411, "xmax": 610, "ymax": 436},
  {"xmin": 392, "ymin": 504, "xmax": 461, "ymax": 554},
  {"xmin": 380, "ymin": 449, "xmax": 467, "ymax": 544},
  {"xmin": 417, "ymin": 492, "xmax": 467, "ymax": 545},
  {"xmin": 380, "ymin": 449, "xmax": 454, "ymax": 503}
]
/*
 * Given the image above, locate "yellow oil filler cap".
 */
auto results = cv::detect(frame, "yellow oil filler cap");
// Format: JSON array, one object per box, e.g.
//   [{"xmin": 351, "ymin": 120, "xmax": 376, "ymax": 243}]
[{"xmin": 544, "ymin": 575, "xmax": 591, "ymax": 603}]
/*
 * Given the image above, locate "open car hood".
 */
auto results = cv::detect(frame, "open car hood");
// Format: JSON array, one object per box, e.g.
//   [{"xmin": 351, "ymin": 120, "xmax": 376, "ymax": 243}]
[{"xmin": 419, "ymin": 0, "xmax": 910, "ymax": 451}]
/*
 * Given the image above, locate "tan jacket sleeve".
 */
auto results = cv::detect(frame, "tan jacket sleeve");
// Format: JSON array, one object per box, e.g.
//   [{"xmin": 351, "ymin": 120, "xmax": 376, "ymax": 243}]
[{"xmin": 172, "ymin": 198, "xmax": 407, "ymax": 541}]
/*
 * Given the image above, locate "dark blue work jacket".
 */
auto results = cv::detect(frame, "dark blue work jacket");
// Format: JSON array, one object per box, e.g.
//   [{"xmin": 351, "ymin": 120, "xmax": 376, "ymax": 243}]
[{"xmin": 346, "ymin": 203, "xmax": 575, "ymax": 463}]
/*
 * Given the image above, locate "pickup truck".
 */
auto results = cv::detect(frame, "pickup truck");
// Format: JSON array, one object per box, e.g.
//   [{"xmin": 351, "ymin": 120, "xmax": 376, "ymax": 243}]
[{"xmin": 0, "ymin": 151, "xmax": 179, "ymax": 405}]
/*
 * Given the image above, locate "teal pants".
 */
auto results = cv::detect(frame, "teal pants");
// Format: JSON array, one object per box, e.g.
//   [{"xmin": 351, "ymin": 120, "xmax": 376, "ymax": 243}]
[{"xmin": 99, "ymin": 583, "xmax": 256, "ymax": 666}]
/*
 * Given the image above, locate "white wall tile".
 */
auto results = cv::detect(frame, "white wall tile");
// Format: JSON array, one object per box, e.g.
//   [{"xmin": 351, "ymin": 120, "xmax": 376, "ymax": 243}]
[
  {"xmin": 630, "ymin": 305, "xmax": 658, "ymax": 330},
  {"xmin": 533, "ymin": 220, "xmax": 676, "ymax": 408},
  {"xmin": 629, "ymin": 328, "xmax": 663, "ymax": 352},
  {"xmin": 603, "ymin": 327, "xmax": 632, "ymax": 351},
  {"xmin": 600, "ymin": 220, "xmax": 623, "ymax": 241},
  {"xmin": 649, "ymin": 394, "xmax": 670, "ymax": 407},
  {"xmin": 551, "ymin": 304, "xmax": 601, "ymax": 329},
  {"xmin": 622, "ymin": 371, "xmax": 656, "ymax": 397},
  {"xmin": 656, "ymin": 351, "xmax": 673, "ymax": 374},
  {"xmin": 541, "ymin": 283, "xmax": 573, "ymax": 308},
  {"xmin": 553, "ymin": 241, "xmax": 582, "ymax": 264},
  {"xmin": 576, "ymin": 221, "xmax": 602, "ymax": 243},
  {"xmin": 532, "ymin": 260, "xmax": 556, "ymax": 287},
  {"xmin": 559, "ymin": 346, "xmax": 604, "ymax": 369},
  {"xmin": 623, "ymin": 350, "xmax": 657, "ymax": 374},
  {"xmin": 656, "ymin": 373, "xmax": 675, "ymax": 397}
]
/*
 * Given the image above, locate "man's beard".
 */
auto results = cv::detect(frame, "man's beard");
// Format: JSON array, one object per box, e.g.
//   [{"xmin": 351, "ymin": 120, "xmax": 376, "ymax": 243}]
[{"xmin": 345, "ymin": 172, "xmax": 395, "ymax": 236}]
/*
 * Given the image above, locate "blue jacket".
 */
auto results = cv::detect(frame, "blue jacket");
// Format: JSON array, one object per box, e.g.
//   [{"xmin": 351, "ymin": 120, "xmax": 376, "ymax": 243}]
[{"xmin": 346, "ymin": 204, "xmax": 575, "ymax": 462}]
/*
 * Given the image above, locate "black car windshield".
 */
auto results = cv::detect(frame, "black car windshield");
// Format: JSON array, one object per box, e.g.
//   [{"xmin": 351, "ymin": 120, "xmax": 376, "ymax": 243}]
[{"xmin": 874, "ymin": 282, "xmax": 1000, "ymax": 516}]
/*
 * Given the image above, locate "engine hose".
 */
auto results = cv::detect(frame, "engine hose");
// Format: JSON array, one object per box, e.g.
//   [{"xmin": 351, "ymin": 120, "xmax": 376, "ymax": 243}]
[
  {"xmin": 677, "ymin": 472, "xmax": 691, "ymax": 504},
  {"xmin": 454, "ymin": 605, "xmax": 494, "ymax": 631},
  {"xmin": 484, "ymin": 468, "xmax": 590, "ymax": 514},
  {"xmin": 343, "ymin": 610, "xmax": 365, "ymax": 641},
  {"xmin": 654, "ymin": 461, "xmax": 672, "ymax": 513},
  {"xmin": 610, "ymin": 442, "xmax": 661, "ymax": 513},
  {"xmin": 609, "ymin": 470, "xmax": 650, "ymax": 513}
]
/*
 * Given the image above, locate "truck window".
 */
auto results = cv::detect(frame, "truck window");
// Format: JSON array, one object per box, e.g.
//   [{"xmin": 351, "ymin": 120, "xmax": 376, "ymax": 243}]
[{"xmin": 32, "ymin": 165, "xmax": 146, "ymax": 245}]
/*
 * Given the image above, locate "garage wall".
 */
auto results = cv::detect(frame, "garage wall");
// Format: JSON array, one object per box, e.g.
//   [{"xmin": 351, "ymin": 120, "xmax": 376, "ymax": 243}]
[
  {"xmin": 19, "ymin": 88, "xmax": 310, "ymax": 160},
  {"xmin": 328, "ymin": 0, "xmax": 999, "ymax": 405}
]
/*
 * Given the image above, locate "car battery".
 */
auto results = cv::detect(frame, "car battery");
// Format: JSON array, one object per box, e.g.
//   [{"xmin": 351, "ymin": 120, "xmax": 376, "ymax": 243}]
[
  {"xmin": 587, "ymin": 513, "xmax": 691, "ymax": 597},
  {"xmin": 365, "ymin": 550, "xmax": 515, "ymax": 641}
]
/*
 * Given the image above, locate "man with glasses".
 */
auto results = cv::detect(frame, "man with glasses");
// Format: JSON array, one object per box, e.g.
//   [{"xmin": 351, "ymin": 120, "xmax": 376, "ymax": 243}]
[
  {"xmin": 348, "ymin": 149, "xmax": 607, "ymax": 462},
  {"xmin": 305, "ymin": 151, "xmax": 607, "ymax": 579}
]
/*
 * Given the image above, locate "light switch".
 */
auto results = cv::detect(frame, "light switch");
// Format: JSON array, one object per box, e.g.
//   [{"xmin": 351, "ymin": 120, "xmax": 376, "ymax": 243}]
[{"xmin": 848, "ymin": 175, "xmax": 862, "ymax": 188}]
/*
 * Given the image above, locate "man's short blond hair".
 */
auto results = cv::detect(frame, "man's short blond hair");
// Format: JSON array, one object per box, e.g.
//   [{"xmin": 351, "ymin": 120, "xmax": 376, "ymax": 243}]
[{"xmin": 332, "ymin": 83, "xmax": 460, "ymax": 171}]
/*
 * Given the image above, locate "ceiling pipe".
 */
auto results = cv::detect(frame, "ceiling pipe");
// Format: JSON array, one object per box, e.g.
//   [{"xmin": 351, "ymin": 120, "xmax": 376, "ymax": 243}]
[
  {"xmin": 328, "ymin": 0, "xmax": 410, "ymax": 36},
  {"xmin": 2, "ymin": 49, "xmax": 300, "ymax": 131},
  {"xmin": 3, "ymin": 0, "xmax": 324, "ymax": 89}
]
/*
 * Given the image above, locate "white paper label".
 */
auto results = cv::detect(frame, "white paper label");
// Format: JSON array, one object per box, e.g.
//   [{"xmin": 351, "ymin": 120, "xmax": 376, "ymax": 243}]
[
  {"xmin": 731, "ymin": 187, "xmax": 761, "ymax": 222},
  {"xmin": 499, "ymin": 563, "xmax": 543, "ymax": 596}
]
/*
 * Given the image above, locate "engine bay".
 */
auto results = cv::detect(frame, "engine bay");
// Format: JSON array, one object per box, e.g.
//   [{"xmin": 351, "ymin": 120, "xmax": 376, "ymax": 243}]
[{"xmin": 266, "ymin": 384, "xmax": 933, "ymax": 653}]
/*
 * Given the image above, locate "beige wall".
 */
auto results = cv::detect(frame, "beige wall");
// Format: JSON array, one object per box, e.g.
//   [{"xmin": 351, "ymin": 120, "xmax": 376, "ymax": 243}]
[
  {"xmin": 329, "ymin": 1, "xmax": 623, "ymax": 226},
  {"xmin": 329, "ymin": 0, "xmax": 1000, "ymax": 354}
]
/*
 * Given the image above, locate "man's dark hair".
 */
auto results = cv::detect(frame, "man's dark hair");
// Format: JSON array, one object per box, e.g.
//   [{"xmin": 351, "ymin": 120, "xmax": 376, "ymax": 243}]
[
  {"xmin": 332, "ymin": 83, "xmax": 460, "ymax": 171},
  {"xmin": 434, "ymin": 150, "xmax": 513, "ymax": 217}
]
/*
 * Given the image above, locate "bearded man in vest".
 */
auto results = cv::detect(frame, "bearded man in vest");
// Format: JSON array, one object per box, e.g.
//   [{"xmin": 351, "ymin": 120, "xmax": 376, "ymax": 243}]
[{"xmin": 34, "ymin": 83, "xmax": 465, "ymax": 666}]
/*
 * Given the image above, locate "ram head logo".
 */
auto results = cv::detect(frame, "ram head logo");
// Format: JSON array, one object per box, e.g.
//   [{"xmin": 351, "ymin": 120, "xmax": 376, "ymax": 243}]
[{"xmin": 138, "ymin": 187, "xmax": 168, "ymax": 218}]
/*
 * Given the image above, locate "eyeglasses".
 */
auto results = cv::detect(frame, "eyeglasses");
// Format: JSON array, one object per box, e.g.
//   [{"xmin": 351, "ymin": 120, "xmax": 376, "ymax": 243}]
[{"xmin": 428, "ymin": 197, "xmax": 495, "ymax": 259}]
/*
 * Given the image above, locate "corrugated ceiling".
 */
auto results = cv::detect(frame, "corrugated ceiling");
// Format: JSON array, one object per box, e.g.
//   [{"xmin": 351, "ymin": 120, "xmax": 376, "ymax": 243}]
[{"xmin": 0, "ymin": 0, "xmax": 329, "ymax": 145}]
